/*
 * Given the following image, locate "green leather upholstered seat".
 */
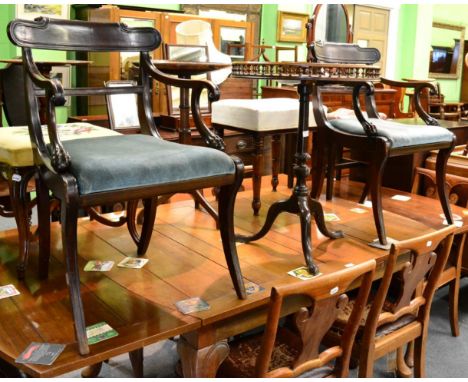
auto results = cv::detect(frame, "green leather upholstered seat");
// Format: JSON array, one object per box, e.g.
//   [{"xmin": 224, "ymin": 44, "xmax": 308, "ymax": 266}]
[
  {"xmin": 61, "ymin": 135, "xmax": 236, "ymax": 195},
  {"xmin": 330, "ymin": 118, "xmax": 454, "ymax": 149}
]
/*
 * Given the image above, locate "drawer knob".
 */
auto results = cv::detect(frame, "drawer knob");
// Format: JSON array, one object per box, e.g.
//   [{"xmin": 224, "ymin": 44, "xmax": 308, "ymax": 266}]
[{"xmin": 236, "ymin": 140, "xmax": 248, "ymax": 150}]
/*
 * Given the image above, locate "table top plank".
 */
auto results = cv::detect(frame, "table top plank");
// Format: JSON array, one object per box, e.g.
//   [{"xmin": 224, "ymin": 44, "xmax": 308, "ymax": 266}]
[{"xmin": 0, "ymin": 176, "xmax": 466, "ymax": 376}]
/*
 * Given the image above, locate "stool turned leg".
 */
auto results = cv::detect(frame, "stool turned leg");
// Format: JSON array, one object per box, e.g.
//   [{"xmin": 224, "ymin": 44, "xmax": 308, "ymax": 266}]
[
  {"xmin": 271, "ymin": 134, "xmax": 281, "ymax": 191},
  {"xmin": 252, "ymin": 135, "xmax": 264, "ymax": 216}
]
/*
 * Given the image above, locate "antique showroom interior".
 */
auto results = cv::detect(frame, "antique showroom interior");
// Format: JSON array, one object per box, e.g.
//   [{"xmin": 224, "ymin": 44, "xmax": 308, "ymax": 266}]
[{"xmin": 0, "ymin": 1, "xmax": 468, "ymax": 378}]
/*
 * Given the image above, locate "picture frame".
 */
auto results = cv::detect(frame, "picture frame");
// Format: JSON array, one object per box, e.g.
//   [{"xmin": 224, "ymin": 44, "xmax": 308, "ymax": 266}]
[
  {"xmin": 277, "ymin": 11, "xmax": 309, "ymax": 43},
  {"xmin": 163, "ymin": 44, "xmax": 210, "ymax": 116},
  {"xmin": 49, "ymin": 66, "xmax": 71, "ymax": 106},
  {"xmin": 16, "ymin": 4, "xmax": 69, "ymax": 20},
  {"xmin": 104, "ymin": 80, "xmax": 140, "ymax": 131}
]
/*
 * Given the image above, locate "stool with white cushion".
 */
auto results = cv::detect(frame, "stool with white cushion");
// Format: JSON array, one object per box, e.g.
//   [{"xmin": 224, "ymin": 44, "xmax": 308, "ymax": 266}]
[
  {"xmin": 0, "ymin": 122, "xmax": 120, "ymax": 279},
  {"xmin": 212, "ymin": 98, "xmax": 320, "ymax": 215}
]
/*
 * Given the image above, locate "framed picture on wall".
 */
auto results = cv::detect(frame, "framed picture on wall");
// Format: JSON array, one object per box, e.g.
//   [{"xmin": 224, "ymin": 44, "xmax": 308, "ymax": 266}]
[
  {"xmin": 16, "ymin": 4, "xmax": 69, "ymax": 20},
  {"xmin": 277, "ymin": 11, "xmax": 308, "ymax": 43}
]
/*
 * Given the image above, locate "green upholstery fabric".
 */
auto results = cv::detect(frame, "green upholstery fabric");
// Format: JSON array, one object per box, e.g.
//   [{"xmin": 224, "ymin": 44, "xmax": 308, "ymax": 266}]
[
  {"xmin": 60, "ymin": 135, "xmax": 235, "ymax": 195},
  {"xmin": 330, "ymin": 118, "xmax": 454, "ymax": 148}
]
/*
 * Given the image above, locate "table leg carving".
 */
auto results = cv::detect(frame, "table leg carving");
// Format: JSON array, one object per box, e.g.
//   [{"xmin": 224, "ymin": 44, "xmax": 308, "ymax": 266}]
[
  {"xmin": 178, "ymin": 336, "xmax": 229, "ymax": 378},
  {"xmin": 81, "ymin": 363, "xmax": 103, "ymax": 378}
]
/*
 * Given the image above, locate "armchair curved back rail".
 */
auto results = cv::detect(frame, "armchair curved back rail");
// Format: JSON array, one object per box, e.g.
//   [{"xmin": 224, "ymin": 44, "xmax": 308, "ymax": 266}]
[
  {"xmin": 8, "ymin": 17, "xmax": 246, "ymax": 357},
  {"xmin": 308, "ymin": 41, "xmax": 456, "ymax": 247}
]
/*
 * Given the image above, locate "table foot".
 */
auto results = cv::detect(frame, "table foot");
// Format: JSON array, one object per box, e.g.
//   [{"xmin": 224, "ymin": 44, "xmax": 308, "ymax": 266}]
[
  {"xmin": 236, "ymin": 197, "xmax": 295, "ymax": 243},
  {"xmin": 178, "ymin": 336, "xmax": 229, "ymax": 378},
  {"xmin": 298, "ymin": 195, "xmax": 319, "ymax": 275},
  {"xmin": 308, "ymin": 197, "xmax": 344, "ymax": 239}
]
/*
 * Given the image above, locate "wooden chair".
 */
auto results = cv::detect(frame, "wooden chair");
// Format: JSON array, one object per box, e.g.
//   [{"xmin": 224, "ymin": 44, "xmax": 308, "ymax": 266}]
[
  {"xmin": 217, "ymin": 259, "xmax": 376, "ymax": 378},
  {"xmin": 412, "ymin": 166, "xmax": 468, "ymax": 336},
  {"xmin": 309, "ymin": 41, "xmax": 456, "ymax": 247},
  {"xmin": 9, "ymin": 17, "xmax": 247, "ymax": 355},
  {"xmin": 328, "ymin": 225, "xmax": 456, "ymax": 377}
]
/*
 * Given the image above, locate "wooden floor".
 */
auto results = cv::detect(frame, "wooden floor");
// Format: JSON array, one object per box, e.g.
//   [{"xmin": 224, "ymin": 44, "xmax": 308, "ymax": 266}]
[{"xmin": 0, "ymin": 175, "xmax": 465, "ymax": 377}]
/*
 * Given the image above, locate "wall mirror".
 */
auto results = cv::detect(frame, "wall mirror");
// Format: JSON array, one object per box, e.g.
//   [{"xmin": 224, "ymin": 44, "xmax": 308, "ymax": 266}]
[
  {"xmin": 429, "ymin": 22, "xmax": 465, "ymax": 80},
  {"xmin": 163, "ymin": 44, "xmax": 210, "ymax": 116},
  {"xmin": 120, "ymin": 17, "xmax": 156, "ymax": 79},
  {"xmin": 309, "ymin": 4, "xmax": 352, "ymax": 44}
]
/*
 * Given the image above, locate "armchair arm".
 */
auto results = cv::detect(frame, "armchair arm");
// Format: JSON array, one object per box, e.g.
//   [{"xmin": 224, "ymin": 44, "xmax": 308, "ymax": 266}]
[
  {"xmin": 380, "ymin": 77, "xmax": 439, "ymax": 126},
  {"xmin": 141, "ymin": 53, "xmax": 225, "ymax": 150},
  {"xmin": 23, "ymin": 49, "xmax": 70, "ymax": 173},
  {"xmin": 352, "ymin": 82, "xmax": 378, "ymax": 136},
  {"xmin": 317, "ymin": 80, "xmax": 379, "ymax": 137}
]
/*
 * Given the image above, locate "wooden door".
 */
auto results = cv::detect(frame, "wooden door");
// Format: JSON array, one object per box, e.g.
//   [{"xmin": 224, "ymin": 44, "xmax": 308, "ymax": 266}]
[{"xmin": 352, "ymin": 5, "xmax": 389, "ymax": 75}]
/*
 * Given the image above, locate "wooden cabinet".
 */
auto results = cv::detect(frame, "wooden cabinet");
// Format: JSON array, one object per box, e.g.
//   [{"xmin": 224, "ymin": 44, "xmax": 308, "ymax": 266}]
[
  {"xmin": 73, "ymin": 5, "xmax": 261, "ymax": 172},
  {"xmin": 75, "ymin": 6, "xmax": 162, "ymax": 115},
  {"xmin": 75, "ymin": 5, "xmax": 255, "ymax": 117},
  {"xmin": 262, "ymin": 85, "xmax": 396, "ymax": 116}
]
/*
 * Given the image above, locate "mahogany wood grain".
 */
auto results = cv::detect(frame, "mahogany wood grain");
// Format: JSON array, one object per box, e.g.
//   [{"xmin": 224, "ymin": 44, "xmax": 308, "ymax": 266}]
[{"xmin": 0, "ymin": 176, "xmax": 466, "ymax": 377}]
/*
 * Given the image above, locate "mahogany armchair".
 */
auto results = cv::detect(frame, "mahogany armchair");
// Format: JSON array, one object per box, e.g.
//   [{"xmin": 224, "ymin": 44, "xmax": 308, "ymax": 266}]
[
  {"xmin": 8, "ymin": 17, "xmax": 246, "ymax": 355},
  {"xmin": 309, "ymin": 41, "xmax": 456, "ymax": 247}
]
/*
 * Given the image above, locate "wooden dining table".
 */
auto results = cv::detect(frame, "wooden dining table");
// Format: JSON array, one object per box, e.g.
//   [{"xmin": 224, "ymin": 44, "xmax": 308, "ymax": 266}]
[
  {"xmin": 176, "ymin": 180, "xmax": 468, "ymax": 376},
  {"xmin": 0, "ymin": 178, "xmax": 465, "ymax": 377}
]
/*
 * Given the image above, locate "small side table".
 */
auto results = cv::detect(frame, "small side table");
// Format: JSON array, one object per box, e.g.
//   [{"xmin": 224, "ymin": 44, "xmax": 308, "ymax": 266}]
[
  {"xmin": 231, "ymin": 61, "xmax": 381, "ymax": 274},
  {"xmin": 152, "ymin": 61, "xmax": 231, "ymax": 227}
]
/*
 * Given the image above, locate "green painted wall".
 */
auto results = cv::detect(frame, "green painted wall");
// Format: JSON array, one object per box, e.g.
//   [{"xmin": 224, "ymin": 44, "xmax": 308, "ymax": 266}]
[
  {"xmin": 260, "ymin": 4, "xmax": 313, "ymax": 62},
  {"xmin": 394, "ymin": 5, "xmax": 418, "ymax": 82},
  {"xmin": 431, "ymin": 4, "xmax": 468, "ymax": 101},
  {"xmin": 133, "ymin": 4, "xmax": 181, "ymax": 11},
  {"xmin": 0, "ymin": 5, "xmax": 15, "ymax": 64},
  {"xmin": 395, "ymin": 4, "xmax": 467, "ymax": 102}
]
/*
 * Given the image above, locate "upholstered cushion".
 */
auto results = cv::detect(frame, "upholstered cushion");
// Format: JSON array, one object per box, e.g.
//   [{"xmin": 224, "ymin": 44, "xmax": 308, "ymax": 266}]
[
  {"xmin": 0, "ymin": 123, "xmax": 120, "ymax": 167},
  {"xmin": 330, "ymin": 118, "xmax": 454, "ymax": 148},
  {"xmin": 211, "ymin": 98, "xmax": 326, "ymax": 131},
  {"xmin": 61, "ymin": 135, "xmax": 236, "ymax": 195}
]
